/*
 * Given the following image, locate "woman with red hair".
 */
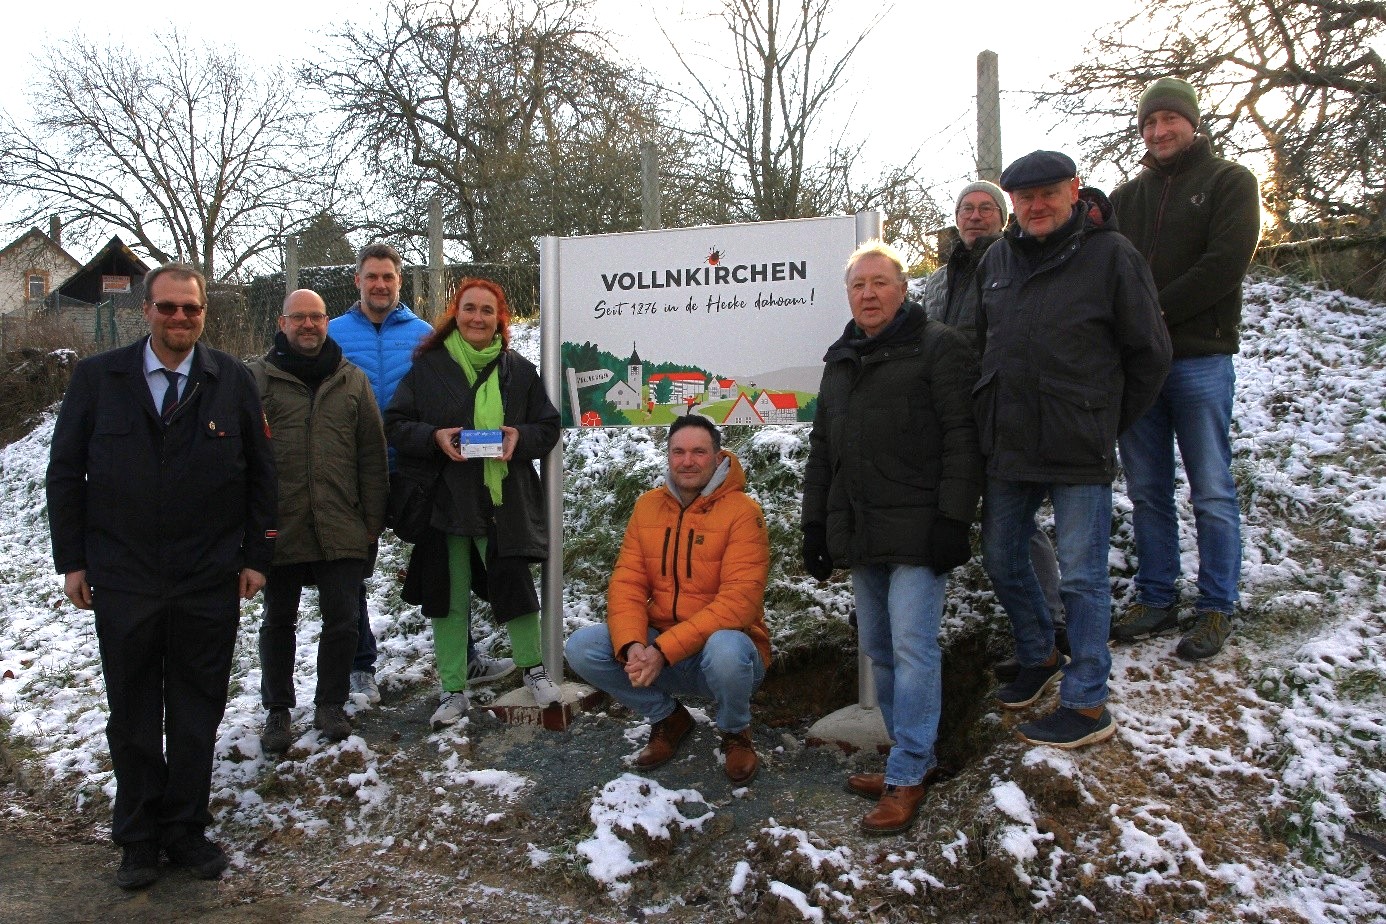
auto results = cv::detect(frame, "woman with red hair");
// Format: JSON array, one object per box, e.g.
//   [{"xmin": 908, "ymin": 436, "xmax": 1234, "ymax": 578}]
[{"xmin": 385, "ymin": 278, "xmax": 561, "ymax": 727}]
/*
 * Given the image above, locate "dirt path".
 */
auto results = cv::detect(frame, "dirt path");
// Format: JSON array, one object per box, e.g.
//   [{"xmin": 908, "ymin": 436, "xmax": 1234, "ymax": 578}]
[{"xmin": 0, "ymin": 805, "xmax": 373, "ymax": 924}]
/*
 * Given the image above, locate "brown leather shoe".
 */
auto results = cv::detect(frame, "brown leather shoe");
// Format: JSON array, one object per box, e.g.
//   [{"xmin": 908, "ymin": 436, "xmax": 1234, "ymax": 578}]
[
  {"xmin": 860, "ymin": 768, "xmax": 940, "ymax": 835},
  {"xmin": 845, "ymin": 772, "xmax": 885, "ymax": 800},
  {"xmin": 634, "ymin": 703, "xmax": 694, "ymax": 770},
  {"xmin": 721, "ymin": 730, "xmax": 759, "ymax": 784}
]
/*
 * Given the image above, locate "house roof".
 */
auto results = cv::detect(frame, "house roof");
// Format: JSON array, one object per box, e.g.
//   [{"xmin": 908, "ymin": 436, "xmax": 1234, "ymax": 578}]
[
  {"xmin": 0, "ymin": 227, "xmax": 80, "ymax": 269},
  {"xmin": 724, "ymin": 393, "xmax": 765, "ymax": 423},
  {"xmin": 648, "ymin": 372, "xmax": 706, "ymax": 382},
  {"xmin": 758, "ymin": 391, "xmax": 798, "ymax": 409},
  {"xmin": 57, "ymin": 236, "xmax": 152, "ymax": 305}
]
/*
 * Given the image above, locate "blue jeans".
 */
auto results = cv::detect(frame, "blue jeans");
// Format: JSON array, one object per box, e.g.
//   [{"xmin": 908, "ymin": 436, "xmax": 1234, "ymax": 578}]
[
  {"xmin": 1119, "ymin": 354, "xmax": 1241, "ymax": 614},
  {"xmin": 851, "ymin": 563, "xmax": 945, "ymax": 787},
  {"xmin": 983, "ymin": 480, "xmax": 1114, "ymax": 710},
  {"xmin": 565, "ymin": 624, "xmax": 765, "ymax": 733}
]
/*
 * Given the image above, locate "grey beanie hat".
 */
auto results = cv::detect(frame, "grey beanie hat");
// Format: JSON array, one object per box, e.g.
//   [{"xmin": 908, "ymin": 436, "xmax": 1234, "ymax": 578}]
[{"xmin": 955, "ymin": 180, "xmax": 1009, "ymax": 223}]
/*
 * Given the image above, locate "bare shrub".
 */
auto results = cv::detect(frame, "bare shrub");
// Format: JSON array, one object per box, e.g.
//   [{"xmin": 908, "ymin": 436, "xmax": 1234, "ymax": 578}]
[{"xmin": 0, "ymin": 316, "xmax": 95, "ymax": 445}]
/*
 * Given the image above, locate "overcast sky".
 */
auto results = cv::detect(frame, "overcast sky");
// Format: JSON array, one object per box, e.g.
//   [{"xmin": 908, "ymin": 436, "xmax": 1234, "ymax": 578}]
[{"xmin": 3, "ymin": 0, "xmax": 1146, "ymax": 247}]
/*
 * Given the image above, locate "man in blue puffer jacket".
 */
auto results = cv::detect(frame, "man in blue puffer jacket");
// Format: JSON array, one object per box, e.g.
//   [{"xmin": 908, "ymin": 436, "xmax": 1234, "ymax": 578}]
[{"xmin": 330, "ymin": 244, "xmax": 515, "ymax": 705}]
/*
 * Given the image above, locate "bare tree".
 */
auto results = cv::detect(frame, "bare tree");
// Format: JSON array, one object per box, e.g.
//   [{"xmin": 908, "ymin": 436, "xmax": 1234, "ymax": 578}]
[
  {"xmin": 0, "ymin": 32, "xmax": 333, "ymax": 280},
  {"xmin": 662, "ymin": 0, "xmax": 888, "ymax": 221},
  {"xmin": 309, "ymin": 0, "xmax": 691, "ymax": 263},
  {"xmin": 658, "ymin": 0, "xmax": 939, "ymax": 263},
  {"xmin": 1044, "ymin": 0, "xmax": 1386, "ymax": 236}
]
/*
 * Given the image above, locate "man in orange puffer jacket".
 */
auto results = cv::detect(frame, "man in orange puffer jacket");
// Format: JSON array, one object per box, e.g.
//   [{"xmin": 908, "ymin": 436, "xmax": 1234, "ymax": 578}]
[{"xmin": 565, "ymin": 415, "xmax": 771, "ymax": 784}]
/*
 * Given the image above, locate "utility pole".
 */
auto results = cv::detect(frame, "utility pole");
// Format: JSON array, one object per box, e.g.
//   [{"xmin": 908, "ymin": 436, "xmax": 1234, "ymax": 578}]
[
  {"xmin": 428, "ymin": 195, "xmax": 444, "ymax": 318},
  {"xmin": 976, "ymin": 50, "xmax": 1002, "ymax": 183},
  {"xmin": 284, "ymin": 235, "xmax": 299, "ymax": 293},
  {"xmin": 641, "ymin": 142, "xmax": 662, "ymax": 231}
]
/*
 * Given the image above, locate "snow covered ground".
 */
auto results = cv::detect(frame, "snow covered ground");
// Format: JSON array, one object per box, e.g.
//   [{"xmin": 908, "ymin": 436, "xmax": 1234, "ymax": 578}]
[{"xmin": 1, "ymin": 274, "xmax": 1384, "ymax": 922}]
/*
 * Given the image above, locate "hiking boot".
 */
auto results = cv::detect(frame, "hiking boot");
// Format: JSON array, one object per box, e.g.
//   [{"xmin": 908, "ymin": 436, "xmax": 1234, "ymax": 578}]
[
  {"xmin": 721, "ymin": 730, "xmax": 759, "ymax": 784},
  {"xmin": 993, "ymin": 655, "xmax": 1066, "ymax": 710},
  {"xmin": 349, "ymin": 670, "xmax": 381, "ymax": 706},
  {"xmin": 115, "ymin": 840, "xmax": 160, "ymax": 890},
  {"xmin": 259, "ymin": 707, "xmax": 292, "ymax": 755},
  {"xmin": 1110, "ymin": 602, "xmax": 1179, "ymax": 642},
  {"xmin": 468, "ymin": 655, "xmax": 517, "ymax": 686},
  {"xmin": 1017, "ymin": 706, "xmax": 1115, "ymax": 749},
  {"xmin": 522, "ymin": 664, "xmax": 562, "ymax": 708},
  {"xmin": 634, "ymin": 702, "xmax": 694, "ymax": 770},
  {"xmin": 313, "ymin": 704, "xmax": 352, "ymax": 742},
  {"xmin": 1177, "ymin": 610, "xmax": 1232, "ymax": 660},
  {"xmin": 860, "ymin": 769, "xmax": 940, "ymax": 835},
  {"xmin": 844, "ymin": 772, "xmax": 885, "ymax": 801},
  {"xmin": 165, "ymin": 832, "xmax": 229, "ymax": 879},
  {"xmin": 430, "ymin": 690, "xmax": 470, "ymax": 729}
]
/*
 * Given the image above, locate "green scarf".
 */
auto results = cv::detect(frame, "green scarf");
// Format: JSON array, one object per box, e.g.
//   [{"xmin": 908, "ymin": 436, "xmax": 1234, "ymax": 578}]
[{"xmin": 444, "ymin": 330, "xmax": 507, "ymax": 506}]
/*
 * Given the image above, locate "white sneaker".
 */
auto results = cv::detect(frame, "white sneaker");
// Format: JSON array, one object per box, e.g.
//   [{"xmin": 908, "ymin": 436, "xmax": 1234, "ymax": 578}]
[
  {"xmin": 349, "ymin": 670, "xmax": 381, "ymax": 706},
  {"xmin": 430, "ymin": 690, "xmax": 470, "ymax": 729},
  {"xmin": 522, "ymin": 665, "xmax": 562, "ymax": 708},
  {"xmin": 468, "ymin": 655, "xmax": 516, "ymax": 686}
]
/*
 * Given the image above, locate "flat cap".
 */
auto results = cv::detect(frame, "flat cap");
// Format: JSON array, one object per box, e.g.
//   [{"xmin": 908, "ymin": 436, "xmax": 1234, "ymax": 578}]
[{"xmin": 999, "ymin": 150, "xmax": 1077, "ymax": 192}]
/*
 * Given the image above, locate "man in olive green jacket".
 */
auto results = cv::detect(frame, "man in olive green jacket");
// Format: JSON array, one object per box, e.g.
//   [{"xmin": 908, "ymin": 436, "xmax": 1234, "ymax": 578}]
[
  {"xmin": 1109, "ymin": 78, "xmax": 1260, "ymax": 662},
  {"xmin": 248, "ymin": 289, "xmax": 389, "ymax": 751}
]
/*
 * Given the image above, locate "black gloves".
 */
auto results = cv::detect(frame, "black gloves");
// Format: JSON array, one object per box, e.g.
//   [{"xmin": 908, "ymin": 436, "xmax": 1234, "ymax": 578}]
[
  {"xmin": 929, "ymin": 517, "xmax": 973, "ymax": 572},
  {"xmin": 802, "ymin": 523, "xmax": 833, "ymax": 581}
]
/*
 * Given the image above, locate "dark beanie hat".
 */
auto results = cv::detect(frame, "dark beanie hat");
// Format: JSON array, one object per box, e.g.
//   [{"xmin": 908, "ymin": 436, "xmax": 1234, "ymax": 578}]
[
  {"xmin": 999, "ymin": 151, "xmax": 1077, "ymax": 192},
  {"xmin": 1138, "ymin": 77, "xmax": 1200, "ymax": 128}
]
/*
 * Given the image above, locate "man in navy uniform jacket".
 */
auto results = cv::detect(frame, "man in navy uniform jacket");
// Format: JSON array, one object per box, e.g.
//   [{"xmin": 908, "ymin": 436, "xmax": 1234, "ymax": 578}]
[{"xmin": 47, "ymin": 263, "xmax": 277, "ymax": 889}]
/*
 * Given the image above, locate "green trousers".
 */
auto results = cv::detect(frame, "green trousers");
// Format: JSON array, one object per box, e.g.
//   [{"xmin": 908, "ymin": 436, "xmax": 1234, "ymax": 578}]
[{"xmin": 434, "ymin": 534, "xmax": 542, "ymax": 693}]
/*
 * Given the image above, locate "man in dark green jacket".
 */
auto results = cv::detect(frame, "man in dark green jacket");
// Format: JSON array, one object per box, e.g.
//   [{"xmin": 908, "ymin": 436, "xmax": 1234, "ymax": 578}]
[
  {"xmin": 1108, "ymin": 78, "xmax": 1261, "ymax": 661},
  {"xmin": 249, "ymin": 289, "xmax": 389, "ymax": 752}
]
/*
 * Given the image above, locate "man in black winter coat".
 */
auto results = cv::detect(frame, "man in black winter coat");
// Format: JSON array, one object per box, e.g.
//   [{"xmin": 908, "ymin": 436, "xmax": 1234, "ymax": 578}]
[
  {"xmin": 47, "ymin": 264, "xmax": 277, "ymax": 889},
  {"xmin": 975, "ymin": 151, "xmax": 1170, "ymax": 751},
  {"xmin": 802, "ymin": 241, "xmax": 982, "ymax": 836}
]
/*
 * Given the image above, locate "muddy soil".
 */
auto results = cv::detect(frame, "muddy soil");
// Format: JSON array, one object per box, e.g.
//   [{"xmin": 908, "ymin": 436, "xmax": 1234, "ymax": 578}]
[{"xmin": 0, "ymin": 642, "xmax": 1003, "ymax": 923}]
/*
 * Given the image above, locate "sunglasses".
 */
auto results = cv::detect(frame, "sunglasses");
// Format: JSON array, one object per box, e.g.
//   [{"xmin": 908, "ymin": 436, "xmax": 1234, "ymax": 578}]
[{"xmin": 150, "ymin": 301, "xmax": 206, "ymax": 317}]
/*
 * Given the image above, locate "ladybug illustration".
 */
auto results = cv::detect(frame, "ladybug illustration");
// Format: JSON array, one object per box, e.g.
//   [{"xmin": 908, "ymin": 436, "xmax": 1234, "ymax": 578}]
[{"xmin": 707, "ymin": 247, "xmax": 723, "ymax": 266}]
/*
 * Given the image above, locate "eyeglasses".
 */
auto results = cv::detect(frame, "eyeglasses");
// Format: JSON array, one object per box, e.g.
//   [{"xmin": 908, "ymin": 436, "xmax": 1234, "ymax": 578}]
[
  {"xmin": 150, "ymin": 301, "xmax": 206, "ymax": 317},
  {"xmin": 284, "ymin": 312, "xmax": 329, "ymax": 325},
  {"xmin": 957, "ymin": 204, "xmax": 1000, "ymax": 217}
]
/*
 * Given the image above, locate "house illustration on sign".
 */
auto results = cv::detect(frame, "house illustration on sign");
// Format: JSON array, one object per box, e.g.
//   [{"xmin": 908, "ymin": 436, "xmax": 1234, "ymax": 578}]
[
  {"xmin": 705, "ymin": 376, "xmax": 737, "ymax": 401},
  {"xmin": 649, "ymin": 372, "xmax": 707, "ymax": 404},
  {"xmin": 754, "ymin": 390, "xmax": 798, "ymax": 424},
  {"xmin": 723, "ymin": 392, "xmax": 765, "ymax": 425}
]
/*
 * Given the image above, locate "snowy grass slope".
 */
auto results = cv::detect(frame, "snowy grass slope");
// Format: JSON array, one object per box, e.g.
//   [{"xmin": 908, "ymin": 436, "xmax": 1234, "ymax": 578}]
[{"xmin": 0, "ymin": 275, "xmax": 1384, "ymax": 921}]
